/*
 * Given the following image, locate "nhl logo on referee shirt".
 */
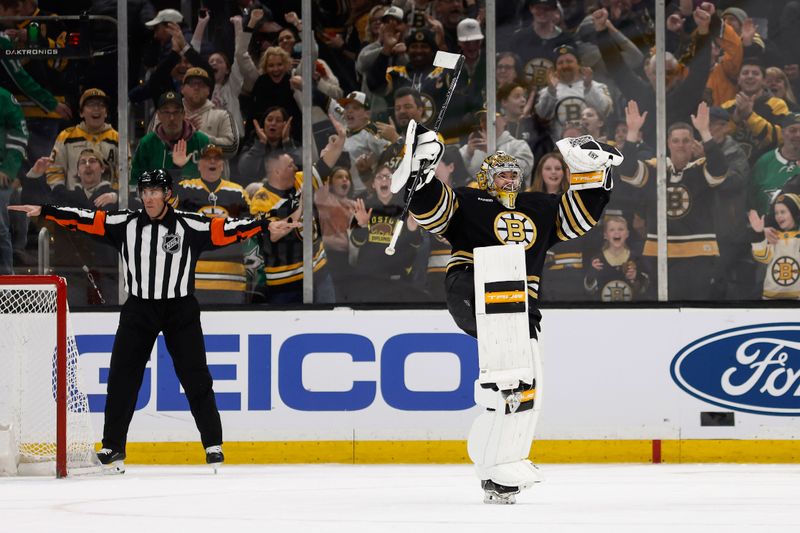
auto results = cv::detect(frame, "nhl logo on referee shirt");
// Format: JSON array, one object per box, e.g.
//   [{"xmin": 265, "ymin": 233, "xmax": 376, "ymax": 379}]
[{"xmin": 162, "ymin": 233, "xmax": 181, "ymax": 254}]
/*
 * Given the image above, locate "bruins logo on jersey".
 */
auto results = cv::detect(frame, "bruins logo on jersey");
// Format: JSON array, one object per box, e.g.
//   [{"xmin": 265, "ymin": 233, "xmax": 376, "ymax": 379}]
[
  {"xmin": 666, "ymin": 184, "xmax": 691, "ymax": 218},
  {"xmin": 294, "ymin": 219, "xmax": 320, "ymax": 242},
  {"xmin": 493, "ymin": 212, "xmax": 537, "ymax": 249},
  {"xmin": 555, "ymin": 96, "xmax": 586, "ymax": 126},
  {"xmin": 420, "ymin": 92, "xmax": 436, "ymax": 125},
  {"xmin": 601, "ymin": 280, "xmax": 633, "ymax": 302},
  {"xmin": 523, "ymin": 58, "xmax": 553, "ymax": 89},
  {"xmin": 772, "ymin": 256, "xmax": 800, "ymax": 286}
]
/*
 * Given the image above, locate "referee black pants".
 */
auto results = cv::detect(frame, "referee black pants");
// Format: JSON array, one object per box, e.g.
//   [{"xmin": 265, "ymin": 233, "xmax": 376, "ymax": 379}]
[{"xmin": 102, "ymin": 295, "xmax": 222, "ymax": 453}]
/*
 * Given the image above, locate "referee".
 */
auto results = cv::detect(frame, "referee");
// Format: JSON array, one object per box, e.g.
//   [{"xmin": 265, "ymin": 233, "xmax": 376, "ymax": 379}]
[{"xmin": 10, "ymin": 169, "xmax": 299, "ymax": 473}]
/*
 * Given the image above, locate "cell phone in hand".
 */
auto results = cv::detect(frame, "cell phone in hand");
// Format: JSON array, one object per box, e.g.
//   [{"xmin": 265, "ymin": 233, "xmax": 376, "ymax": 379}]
[{"xmin": 199, "ymin": 7, "xmax": 208, "ymax": 18}]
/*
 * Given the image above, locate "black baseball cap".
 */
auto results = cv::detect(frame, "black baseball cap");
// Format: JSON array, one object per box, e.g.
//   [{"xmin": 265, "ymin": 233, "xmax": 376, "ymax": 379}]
[
  {"xmin": 183, "ymin": 67, "xmax": 214, "ymax": 90},
  {"xmin": 780, "ymin": 113, "xmax": 800, "ymax": 128},
  {"xmin": 709, "ymin": 106, "xmax": 730, "ymax": 122},
  {"xmin": 157, "ymin": 91, "xmax": 182, "ymax": 109},
  {"xmin": 527, "ymin": 0, "xmax": 559, "ymax": 8},
  {"xmin": 552, "ymin": 44, "xmax": 578, "ymax": 61},
  {"xmin": 406, "ymin": 27, "xmax": 437, "ymax": 50}
]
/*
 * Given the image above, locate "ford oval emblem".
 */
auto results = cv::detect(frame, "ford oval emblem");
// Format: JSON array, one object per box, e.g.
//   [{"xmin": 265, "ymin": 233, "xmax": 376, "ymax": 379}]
[{"xmin": 670, "ymin": 323, "xmax": 800, "ymax": 416}]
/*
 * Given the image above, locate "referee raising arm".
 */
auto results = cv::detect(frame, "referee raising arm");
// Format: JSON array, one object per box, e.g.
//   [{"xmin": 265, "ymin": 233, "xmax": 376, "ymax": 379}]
[{"xmin": 10, "ymin": 169, "xmax": 299, "ymax": 473}]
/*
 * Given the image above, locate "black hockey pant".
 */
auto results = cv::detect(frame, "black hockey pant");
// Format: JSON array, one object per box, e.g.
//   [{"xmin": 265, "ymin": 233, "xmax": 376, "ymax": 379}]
[
  {"xmin": 102, "ymin": 295, "xmax": 222, "ymax": 452},
  {"xmin": 445, "ymin": 268, "xmax": 540, "ymax": 340}
]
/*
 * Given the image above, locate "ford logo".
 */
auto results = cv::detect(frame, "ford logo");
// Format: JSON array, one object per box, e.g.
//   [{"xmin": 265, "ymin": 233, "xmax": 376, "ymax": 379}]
[{"xmin": 670, "ymin": 323, "xmax": 800, "ymax": 416}]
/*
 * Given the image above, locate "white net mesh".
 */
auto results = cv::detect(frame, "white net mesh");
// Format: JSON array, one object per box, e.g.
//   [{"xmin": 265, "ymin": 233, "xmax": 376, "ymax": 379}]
[{"xmin": 0, "ymin": 283, "xmax": 98, "ymax": 476}]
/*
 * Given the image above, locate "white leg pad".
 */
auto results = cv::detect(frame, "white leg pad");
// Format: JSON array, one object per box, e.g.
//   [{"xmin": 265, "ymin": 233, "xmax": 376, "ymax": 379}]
[
  {"xmin": 467, "ymin": 339, "xmax": 544, "ymax": 488},
  {"xmin": 470, "ymin": 245, "xmax": 545, "ymax": 489},
  {"xmin": 477, "ymin": 460, "xmax": 543, "ymax": 489},
  {"xmin": 467, "ymin": 387, "xmax": 542, "ymax": 487},
  {"xmin": 473, "ymin": 245, "xmax": 534, "ymax": 390}
]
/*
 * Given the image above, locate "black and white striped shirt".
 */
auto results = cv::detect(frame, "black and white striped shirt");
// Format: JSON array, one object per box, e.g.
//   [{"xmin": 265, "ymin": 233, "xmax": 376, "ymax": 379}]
[{"xmin": 42, "ymin": 205, "xmax": 267, "ymax": 299}]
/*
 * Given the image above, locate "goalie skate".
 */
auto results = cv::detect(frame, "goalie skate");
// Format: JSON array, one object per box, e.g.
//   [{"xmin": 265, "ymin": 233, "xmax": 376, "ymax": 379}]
[{"xmin": 481, "ymin": 480, "xmax": 520, "ymax": 505}]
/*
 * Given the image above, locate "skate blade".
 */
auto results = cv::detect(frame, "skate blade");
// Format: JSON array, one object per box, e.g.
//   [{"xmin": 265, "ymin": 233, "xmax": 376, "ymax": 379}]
[
  {"xmin": 101, "ymin": 461, "xmax": 125, "ymax": 475},
  {"xmin": 210, "ymin": 463, "xmax": 222, "ymax": 474},
  {"xmin": 484, "ymin": 491, "xmax": 516, "ymax": 505}
]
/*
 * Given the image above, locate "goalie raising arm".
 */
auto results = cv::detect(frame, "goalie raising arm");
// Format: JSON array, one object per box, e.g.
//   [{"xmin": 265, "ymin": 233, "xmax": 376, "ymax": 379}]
[
  {"xmin": 393, "ymin": 124, "xmax": 624, "ymax": 307},
  {"xmin": 391, "ymin": 122, "xmax": 622, "ymax": 504}
]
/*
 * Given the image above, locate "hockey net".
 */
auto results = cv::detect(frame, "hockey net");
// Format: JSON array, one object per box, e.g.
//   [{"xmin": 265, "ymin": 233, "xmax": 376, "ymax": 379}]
[{"xmin": 0, "ymin": 276, "xmax": 99, "ymax": 477}]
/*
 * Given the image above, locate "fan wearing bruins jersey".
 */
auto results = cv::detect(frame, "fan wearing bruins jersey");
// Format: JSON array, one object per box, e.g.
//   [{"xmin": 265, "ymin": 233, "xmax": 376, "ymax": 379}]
[
  {"xmin": 584, "ymin": 215, "xmax": 650, "ymax": 302},
  {"xmin": 400, "ymin": 129, "xmax": 622, "ymax": 339},
  {"xmin": 246, "ymin": 119, "xmax": 349, "ymax": 303},
  {"xmin": 173, "ymin": 145, "xmax": 251, "ymax": 303},
  {"xmin": 721, "ymin": 58, "xmax": 790, "ymax": 166},
  {"xmin": 505, "ymin": 0, "xmax": 576, "ymax": 93},
  {"xmin": 749, "ymin": 194, "xmax": 800, "ymax": 300},
  {"xmin": 619, "ymin": 101, "xmax": 728, "ymax": 300},
  {"xmin": 349, "ymin": 164, "xmax": 423, "ymax": 303},
  {"xmin": 248, "ymin": 152, "xmax": 333, "ymax": 304},
  {"xmin": 366, "ymin": 28, "xmax": 454, "ymax": 137}
]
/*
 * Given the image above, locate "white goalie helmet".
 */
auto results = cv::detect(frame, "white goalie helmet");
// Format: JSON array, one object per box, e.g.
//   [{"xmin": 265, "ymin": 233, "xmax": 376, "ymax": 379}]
[{"xmin": 476, "ymin": 151, "xmax": 522, "ymax": 209}]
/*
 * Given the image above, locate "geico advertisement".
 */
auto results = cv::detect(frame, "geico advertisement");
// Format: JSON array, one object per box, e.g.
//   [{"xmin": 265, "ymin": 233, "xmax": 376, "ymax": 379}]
[{"xmin": 70, "ymin": 308, "xmax": 800, "ymax": 442}]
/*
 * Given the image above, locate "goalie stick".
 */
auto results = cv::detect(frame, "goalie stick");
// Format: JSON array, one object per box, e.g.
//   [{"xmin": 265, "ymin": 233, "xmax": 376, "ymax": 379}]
[{"xmin": 385, "ymin": 51, "xmax": 465, "ymax": 256}]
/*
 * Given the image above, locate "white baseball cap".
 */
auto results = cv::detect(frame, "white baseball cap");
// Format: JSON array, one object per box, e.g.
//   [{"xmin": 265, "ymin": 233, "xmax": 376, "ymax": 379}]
[
  {"xmin": 145, "ymin": 9, "xmax": 184, "ymax": 27},
  {"xmin": 338, "ymin": 91, "xmax": 369, "ymax": 109},
  {"xmin": 382, "ymin": 6, "xmax": 404, "ymax": 22},
  {"xmin": 457, "ymin": 18, "xmax": 484, "ymax": 42}
]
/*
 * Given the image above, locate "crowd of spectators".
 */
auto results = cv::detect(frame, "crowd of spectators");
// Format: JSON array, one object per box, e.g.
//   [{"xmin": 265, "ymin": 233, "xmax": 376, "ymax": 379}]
[{"xmin": 2, "ymin": 0, "xmax": 800, "ymax": 306}]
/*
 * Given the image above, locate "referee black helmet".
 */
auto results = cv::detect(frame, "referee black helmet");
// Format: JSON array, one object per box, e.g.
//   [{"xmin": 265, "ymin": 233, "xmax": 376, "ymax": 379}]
[{"xmin": 137, "ymin": 169, "xmax": 172, "ymax": 192}]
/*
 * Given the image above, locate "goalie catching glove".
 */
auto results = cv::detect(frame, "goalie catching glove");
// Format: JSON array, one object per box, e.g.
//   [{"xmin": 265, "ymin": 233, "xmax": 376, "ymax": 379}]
[
  {"xmin": 390, "ymin": 119, "xmax": 445, "ymax": 194},
  {"xmin": 555, "ymin": 135, "xmax": 623, "ymax": 191}
]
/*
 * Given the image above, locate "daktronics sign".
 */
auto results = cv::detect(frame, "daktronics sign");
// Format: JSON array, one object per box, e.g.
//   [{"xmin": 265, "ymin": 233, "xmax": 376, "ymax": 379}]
[
  {"xmin": 671, "ymin": 323, "xmax": 800, "ymax": 416},
  {"xmin": 76, "ymin": 333, "xmax": 478, "ymax": 414}
]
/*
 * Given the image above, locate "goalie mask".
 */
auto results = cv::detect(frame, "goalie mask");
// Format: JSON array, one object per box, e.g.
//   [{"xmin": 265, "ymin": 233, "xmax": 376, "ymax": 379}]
[{"xmin": 476, "ymin": 151, "xmax": 522, "ymax": 209}]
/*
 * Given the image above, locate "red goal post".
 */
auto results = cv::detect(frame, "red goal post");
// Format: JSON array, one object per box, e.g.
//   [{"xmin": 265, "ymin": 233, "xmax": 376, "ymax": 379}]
[{"xmin": 0, "ymin": 275, "xmax": 98, "ymax": 477}]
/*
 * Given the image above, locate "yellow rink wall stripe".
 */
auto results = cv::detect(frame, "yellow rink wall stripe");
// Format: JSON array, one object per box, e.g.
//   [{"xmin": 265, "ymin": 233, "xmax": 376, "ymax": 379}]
[{"xmin": 117, "ymin": 440, "xmax": 800, "ymax": 465}]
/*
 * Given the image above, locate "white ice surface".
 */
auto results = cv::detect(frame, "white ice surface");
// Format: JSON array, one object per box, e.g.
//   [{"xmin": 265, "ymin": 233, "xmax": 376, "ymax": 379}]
[{"xmin": 1, "ymin": 464, "xmax": 798, "ymax": 533}]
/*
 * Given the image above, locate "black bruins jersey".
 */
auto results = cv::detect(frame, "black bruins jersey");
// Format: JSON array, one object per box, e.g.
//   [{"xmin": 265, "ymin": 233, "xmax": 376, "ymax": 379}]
[
  {"xmin": 387, "ymin": 65, "xmax": 450, "ymax": 131},
  {"xmin": 349, "ymin": 196, "xmax": 421, "ymax": 279},
  {"xmin": 409, "ymin": 178, "xmax": 610, "ymax": 314},
  {"xmin": 506, "ymin": 30, "xmax": 575, "ymax": 92},
  {"xmin": 721, "ymin": 95, "xmax": 789, "ymax": 164},
  {"xmin": 584, "ymin": 251, "xmax": 650, "ymax": 302},
  {"xmin": 618, "ymin": 140, "xmax": 727, "ymax": 259},
  {"xmin": 539, "ymin": 236, "xmax": 587, "ymax": 302},
  {"xmin": 249, "ymin": 172, "xmax": 327, "ymax": 290},
  {"xmin": 174, "ymin": 178, "xmax": 250, "ymax": 218},
  {"xmin": 173, "ymin": 178, "xmax": 252, "ymax": 302}
]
